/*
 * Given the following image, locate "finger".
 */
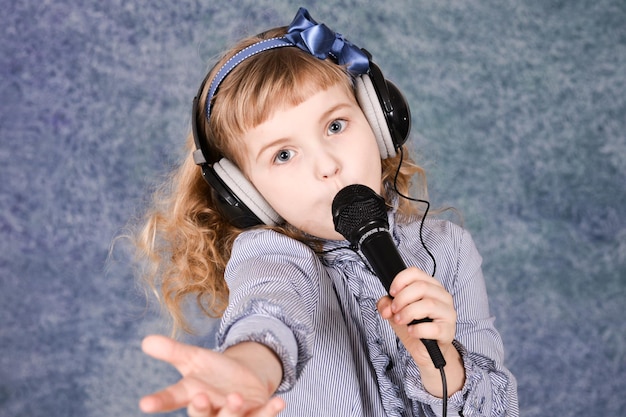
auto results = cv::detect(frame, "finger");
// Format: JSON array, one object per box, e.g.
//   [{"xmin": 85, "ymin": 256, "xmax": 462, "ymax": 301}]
[
  {"xmin": 142, "ymin": 334, "xmax": 209, "ymax": 375},
  {"xmin": 187, "ymin": 392, "xmax": 217, "ymax": 417},
  {"xmin": 402, "ymin": 301, "xmax": 457, "ymax": 343},
  {"xmin": 213, "ymin": 393, "xmax": 244, "ymax": 417},
  {"xmin": 252, "ymin": 397, "xmax": 286, "ymax": 417},
  {"xmin": 139, "ymin": 381, "xmax": 191, "ymax": 413},
  {"xmin": 406, "ymin": 320, "xmax": 444, "ymax": 340},
  {"xmin": 142, "ymin": 335, "xmax": 184, "ymax": 365},
  {"xmin": 139, "ymin": 393, "xmax": 164, "ymax": 414},
  {"xmin": 399, "ymin": 294, "xmax": 457, "ymax": 325},
  {"xmin": 389, "ymin": 267, "xmax": 441, "ymax": 295},
  {"xmin": 391, "ymin": 280, "xmax": 451, "ymax": 315}
]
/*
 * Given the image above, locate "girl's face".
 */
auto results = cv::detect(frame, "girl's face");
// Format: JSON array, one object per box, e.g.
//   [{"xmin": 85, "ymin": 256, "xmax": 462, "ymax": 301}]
[{"xmin": 241, "ymin": 83, "xmax": 383, "ymax": 240}]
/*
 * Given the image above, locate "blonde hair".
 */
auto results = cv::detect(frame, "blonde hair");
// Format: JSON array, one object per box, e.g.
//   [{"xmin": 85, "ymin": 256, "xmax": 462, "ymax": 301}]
[{"xmin": 133, "ymin": 27, "xmax": 428, "ymax": 335}]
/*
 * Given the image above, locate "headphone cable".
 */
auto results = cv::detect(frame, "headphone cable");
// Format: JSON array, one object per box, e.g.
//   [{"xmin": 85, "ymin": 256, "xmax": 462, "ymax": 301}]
[{"xmin": 392, "ymin": 146, "xmax": 436, "ymax": 277}]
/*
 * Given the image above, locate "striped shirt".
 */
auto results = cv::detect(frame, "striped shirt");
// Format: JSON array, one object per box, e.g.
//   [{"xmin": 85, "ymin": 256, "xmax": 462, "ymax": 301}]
[{"xmin": 216, "ymin": 211, "xmax": 519, "ymax": 416}]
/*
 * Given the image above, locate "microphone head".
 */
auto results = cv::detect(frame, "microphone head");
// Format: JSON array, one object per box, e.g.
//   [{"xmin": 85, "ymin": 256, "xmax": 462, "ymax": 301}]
[{"xmin": 332, "ymin": 184, "xmax": 388, "ymax": 245}]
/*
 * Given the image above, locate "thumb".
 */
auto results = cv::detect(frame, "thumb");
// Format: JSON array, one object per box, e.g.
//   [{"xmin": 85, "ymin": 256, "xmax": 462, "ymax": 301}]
[
  {"xmin": 376, "ymin": 297, "xmax": 413, "ymax": 346},
  {"xmin": 376, "ymin": 296, "xmax": 393, "ymax": 320}
]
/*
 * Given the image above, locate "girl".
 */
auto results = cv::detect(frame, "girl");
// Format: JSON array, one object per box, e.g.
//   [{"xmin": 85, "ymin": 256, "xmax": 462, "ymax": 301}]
[{"xmin": 135, "ymin": 8, "xmax": 518, "ymax": 417}]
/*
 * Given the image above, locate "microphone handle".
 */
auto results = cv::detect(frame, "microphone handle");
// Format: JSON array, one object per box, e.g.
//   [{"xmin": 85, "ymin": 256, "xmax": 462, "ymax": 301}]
[
  {"xmin": 360, "ymin": 229, "xmax": 405, "ymax": 293},
  {"xmin": 361, "ymin": 231, "xmax": 447, "ymax": 369}
]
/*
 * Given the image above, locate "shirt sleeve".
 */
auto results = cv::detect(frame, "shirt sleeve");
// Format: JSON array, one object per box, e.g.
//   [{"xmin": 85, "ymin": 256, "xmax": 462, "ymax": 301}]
[
  {"xmin": 449, "ymin": 226, "xmax": 519, "ymax": 416},
  {"xmin": 402, "ymin": 221, "xmax": 519, "ymax": 416},
  {"xmin": 215, "ymin": 229, "xmax": 322, "ymax": 392}
]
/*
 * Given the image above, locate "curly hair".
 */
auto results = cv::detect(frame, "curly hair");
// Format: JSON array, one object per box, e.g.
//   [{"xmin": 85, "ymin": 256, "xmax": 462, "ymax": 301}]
[{"xmin": 133, "ymin": 28, "xmax": 429, "ymax": 335}]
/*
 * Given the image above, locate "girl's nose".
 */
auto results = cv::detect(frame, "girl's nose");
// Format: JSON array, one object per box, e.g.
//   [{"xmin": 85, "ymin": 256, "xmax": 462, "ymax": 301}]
[{"xmin": 315, "ymin": 149, "xmax": 341, "ymax": 179}]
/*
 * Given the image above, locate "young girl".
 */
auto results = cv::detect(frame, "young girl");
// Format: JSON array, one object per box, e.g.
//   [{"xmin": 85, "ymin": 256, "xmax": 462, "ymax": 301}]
[{"xmin": 135, "ymin": 8, "xmax": 518, "ymax": 417}]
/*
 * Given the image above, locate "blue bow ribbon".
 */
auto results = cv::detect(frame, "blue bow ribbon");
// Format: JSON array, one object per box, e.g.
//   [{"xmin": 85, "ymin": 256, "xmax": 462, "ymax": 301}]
[{"xmin": 285, "ymin": 8, "xmax": 370, "ymax": 75}]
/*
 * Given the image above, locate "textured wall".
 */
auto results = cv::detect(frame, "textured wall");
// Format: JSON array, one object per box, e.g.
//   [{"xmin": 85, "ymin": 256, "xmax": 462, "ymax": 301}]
[{"xmin": 1, "ymin": 1, "xmax": 624, "ymax": 416}]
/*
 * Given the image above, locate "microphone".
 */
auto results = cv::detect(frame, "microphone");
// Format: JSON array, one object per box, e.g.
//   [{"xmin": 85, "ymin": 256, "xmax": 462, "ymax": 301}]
[{"xmin": 332, "ymin": 184, "xmax": 446, "ymax": 369}]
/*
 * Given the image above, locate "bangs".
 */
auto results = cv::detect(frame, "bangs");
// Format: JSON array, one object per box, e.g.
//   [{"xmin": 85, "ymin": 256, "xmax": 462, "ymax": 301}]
[{"xmin": 208, "ymin": 47, "xmax": 354, "ymax": 162}]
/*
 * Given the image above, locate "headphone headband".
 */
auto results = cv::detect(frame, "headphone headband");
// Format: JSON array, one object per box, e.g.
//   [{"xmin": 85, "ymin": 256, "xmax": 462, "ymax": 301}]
[
  {"xmin": 192, "ymin": 38, "xmax": 293, "ymax": 165},
  {"xmin": 205, "ymin": 38, "xmax": 293, "ymax": 125}
]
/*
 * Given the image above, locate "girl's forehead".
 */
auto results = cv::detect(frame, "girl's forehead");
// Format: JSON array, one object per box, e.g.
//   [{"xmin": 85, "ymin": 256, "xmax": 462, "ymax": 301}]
[
  {"xmin": 262, "ymin": 83, "xmax": 355, "ymax": 124},
  {"xmin": 233, "ymin": 84, "xmax": 358, "ymax": 166}
]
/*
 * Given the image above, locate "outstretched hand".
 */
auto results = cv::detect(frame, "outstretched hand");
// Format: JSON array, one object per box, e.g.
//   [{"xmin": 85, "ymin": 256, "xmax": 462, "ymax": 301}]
[{"xmin": 140, "ymin": 335, "xmax": 285, "ymax": 417}]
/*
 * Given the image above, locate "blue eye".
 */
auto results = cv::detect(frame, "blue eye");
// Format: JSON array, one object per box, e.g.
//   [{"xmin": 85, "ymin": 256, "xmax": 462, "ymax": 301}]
[
  {"xmin": 328, "ymin": 119, "xmax": 347, "ymax": 135},
  {"xmin": 274, "ymin": 149, "xmax": 295, "ymax": 164}
]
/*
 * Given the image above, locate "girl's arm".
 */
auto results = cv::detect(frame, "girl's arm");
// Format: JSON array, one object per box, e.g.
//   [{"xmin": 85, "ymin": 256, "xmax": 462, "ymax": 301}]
[
  {"xmin": 387, "ymin": 222, "xmax": 519, "ymax": 416},
  {"xmin": 140, "ymin": 335, "xmax": 285, "ymax": 416}
]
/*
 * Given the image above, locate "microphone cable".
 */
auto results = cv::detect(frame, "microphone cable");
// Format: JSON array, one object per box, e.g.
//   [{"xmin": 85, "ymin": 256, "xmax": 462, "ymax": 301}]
[{"xmin": 392, "ymin": 145, "xmax": 448, "ymax": 417}]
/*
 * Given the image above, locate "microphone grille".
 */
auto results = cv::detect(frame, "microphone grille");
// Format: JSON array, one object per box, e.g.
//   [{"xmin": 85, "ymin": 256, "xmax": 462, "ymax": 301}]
[{"xmin": 332, "ymin": 184, "xmax": 388, "ymax": 244}]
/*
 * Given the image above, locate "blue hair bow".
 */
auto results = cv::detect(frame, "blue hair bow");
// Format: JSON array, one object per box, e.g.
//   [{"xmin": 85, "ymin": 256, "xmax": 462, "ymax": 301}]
[{"xmin": 285, "ymin": 8, "xmax": 370, "ymax": 75}]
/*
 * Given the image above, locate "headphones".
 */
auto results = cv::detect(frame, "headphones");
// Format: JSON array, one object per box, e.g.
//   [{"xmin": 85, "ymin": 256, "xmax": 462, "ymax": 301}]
[{"xmin": 192, "ymin": 9, "xmax": 411, "ymax": 229}]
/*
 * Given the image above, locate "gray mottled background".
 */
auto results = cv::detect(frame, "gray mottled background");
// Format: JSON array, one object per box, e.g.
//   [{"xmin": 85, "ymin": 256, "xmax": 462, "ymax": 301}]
[{"xmin": 1, "ymin": 0, "xmax": 624, "ymax": 416}]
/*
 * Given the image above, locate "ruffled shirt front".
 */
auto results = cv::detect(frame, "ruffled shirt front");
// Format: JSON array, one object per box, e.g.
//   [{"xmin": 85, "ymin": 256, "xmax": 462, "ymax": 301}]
[{"xmin": 216, "ymin": 211, "xmax": 518, "ymax": 416}]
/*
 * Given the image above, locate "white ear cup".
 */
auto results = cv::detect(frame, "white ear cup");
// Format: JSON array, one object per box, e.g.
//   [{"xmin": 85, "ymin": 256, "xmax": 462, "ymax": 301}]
[
  {"xmin": 355, "ymin": 75, "xmax": 397, "ymax": 159},
  {"xmin": 213, "ymin": 158, "xmax": 282, "ymax": 225}
]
